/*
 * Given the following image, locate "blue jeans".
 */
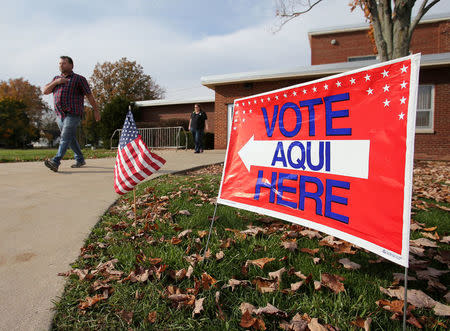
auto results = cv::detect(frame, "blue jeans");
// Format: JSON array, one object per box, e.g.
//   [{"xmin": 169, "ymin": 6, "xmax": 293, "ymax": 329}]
[
  {"xmin": 52, "ymin": 114, "xmax": 84, "ymax": 166},
  {"xmin": 191, "ymin": 129, "xmax": 204, "ymax": 152}
]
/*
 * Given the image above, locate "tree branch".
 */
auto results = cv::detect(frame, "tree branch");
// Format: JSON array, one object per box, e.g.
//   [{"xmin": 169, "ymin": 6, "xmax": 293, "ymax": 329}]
[
  {"xmin": 274, "ymin": 0, "xmax": 324, "ymax": 32},
  {"xmin": 409, "ymin": 0, "xmax": 440, "ymax": 38}
]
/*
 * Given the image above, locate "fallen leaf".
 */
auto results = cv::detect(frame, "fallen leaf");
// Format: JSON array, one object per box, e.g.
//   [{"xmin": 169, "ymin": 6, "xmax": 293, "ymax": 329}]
[
  {"xmin": 444, "ymin": 292, "xmax": 450, "ymax": 303},
  {"xmin": 423, "ymin": 226, "xmax": 437, "ymax": 232},
  {"xmin": 169, "ymin": 268, "xmax": 187, "ymax": 281},
  {"xmin": 319, "ymin": 236, "xmax": 342, "ymax": 247},
  {"xmin": 351, "ymin": 317, "xmax": 372, "ymax": 331},
  {"xmin": 409, "ymin": 246, "xmax": 425, "ymax": 257},
  {"xmin": 246, "ymin": 257, "xmax": 275, "ymax": 269},
  {"xmin": 416, "ymin": 267, "xmax": 449, "ymax": 281},
  {"xmin": 380, "ymin": 286, "xmax": 437, "ymax": 308},
  {"xmin": 308, "ymin": 317, "xmax": 327, "ymax": 331},
  {"xmin": 410, "ymin": 238, "xmax": 438, "ymax": 248},
  {"xmin": 224, "ymin": 278, "xmax": 250, "ymax": 291},
  {"xmin": 216, "ymin": 251, "xmax": 224, "ymax": 261},
  {"xmin": 148, "ymin": 311, "xmax": 157, "ymax": 323},
  {"xmin": 279, "ymin": 313, "xmax": 308, "ymax": 331},
  {"xmin": 240, "ymin": 302, "xmax": 256, "ymax": 315},
  {"xmin": 253, "ymin": 277, "xmax": 277, "ymax": 293},
  {"xmin": 299, "ymin": 248, "xmax": 319, "ymax": 255},
  {"xmin": 334, "ymin": 241, "xmax": 357, "ymax": 255},
  {"xmin": 171, "ymin": 237, "xmax": 182, "ymax": 245},
  {"xmin": 321, "ymin": 273, "xmax": 345, "ymax": 294},
  {"xmin": 268, "ymin": 267, "xmax": 285, "ymax": 284},
  {"xmin": 434, "ymin": 302, "xmax": 450, "ymax": 316},
  {"xmin": 240, "ymin": 310, "xmax": 266, "ymax": 330},
  {"xmin": 338, "ymin": 258, "xmax": 361, "ymax": 270},
  {"xmin": 291, "ymin": 281, "xmax": 304, "ymax": 291},
  {"xmin": 241, "ymin": 226, "xmax": 266, "ymax": 236},
  {"xmin": 117, "ymin": 310, "xmax": 133, "ymax": 325},
  {"xmin": 78, "ymin": 293, "xmax": 107, "ymax": 310},
  {"xmin": 406, "ymin": 314, "xmax": 423, "ymax": 329},
  {"xmin": 186, "ymin": 265, "xmax": 194, "ymax": 278},
  {"xmin": 254, "ymin": 303, "xmax": 288, "ymax": 318},
  {"xmin": 178, "ymin": 229, "xmax": 192, "ymax": 238},
  {"xmin": 421, "ymin": 231, "xmax": 440, "ymax": 240},
  {"xmin": 282, "ymin": 240, "xmax": 298, "ymax": 252},
  {"xmin": 313, "ymin": 257, "xmax": 321, "ymax": 264},
  {"xmin": 392, "ymin": 273, "xmax": 417, "ymax": 282},
  {"xmin": 178, "ymin": 210, "xmax": 191, "ymax": 216},
  {"xmin": 192, "ymin": 297, "xmax": 205, "ymax": 317},
  {"xmin": 376, "ymin": 299, "xmax": 404, "ymax": 313},
  {"xmin": 168, "ymin": 294, "xmax": 195, "ymax": 306},
  {"xmin": 201, "ymin": 272, "xmax": 217, "ymax": 290},
  {"xmin": 300, "ymin": 229, "xmax": 323, "ymax": 239},
  {"xmin": 440, "ymin": 236, "xmax": 450, "ymax": 244},
  {"xmin": 198, "ymin": 230, "xmax": 208, "ymax": 238},
  {"xmin": 314, "ymin": 281, "xmax": 322, "ymax": 291}
]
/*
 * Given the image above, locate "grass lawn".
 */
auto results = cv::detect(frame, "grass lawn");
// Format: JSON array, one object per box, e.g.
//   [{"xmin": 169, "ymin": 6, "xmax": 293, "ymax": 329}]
[
  {"xmin": 52, "ymin": 163, "xmax": 449, "ymax": 330},
  {"xmin": 0, "ymin": 148, "xmax": 116, "ymax": 163}
]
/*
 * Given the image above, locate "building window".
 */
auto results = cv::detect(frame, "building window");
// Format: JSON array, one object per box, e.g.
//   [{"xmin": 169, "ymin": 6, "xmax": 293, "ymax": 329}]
[
  {"xmin": 416, "ymin": 85, "xmax": 434, "ymax": 133},
  {"xmin": 347, "ymin": 55, "xmax": 377, "ymax": 62}
]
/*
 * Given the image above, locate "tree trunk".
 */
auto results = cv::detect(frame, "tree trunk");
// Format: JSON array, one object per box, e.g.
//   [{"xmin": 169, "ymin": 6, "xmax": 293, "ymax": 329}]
[{"xmin": 392, "ymin": 1, "xmax": 414, "ymax": 59}]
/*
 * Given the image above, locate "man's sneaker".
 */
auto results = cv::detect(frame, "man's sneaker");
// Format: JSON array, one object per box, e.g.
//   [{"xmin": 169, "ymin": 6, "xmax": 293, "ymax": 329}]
[
  {"xmin": 44, "ymin": 159, "xmax": 58, "ymax": 172},
  {"xmin": 71, "ymin": 160, "xmax": 86, "ymax": 168}
]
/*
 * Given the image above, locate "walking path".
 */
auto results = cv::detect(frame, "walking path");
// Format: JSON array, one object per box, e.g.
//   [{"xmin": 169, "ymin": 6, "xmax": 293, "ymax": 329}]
[{"xmin": 0, "ymin": 150, "xmax": 225, "ymax": 331}]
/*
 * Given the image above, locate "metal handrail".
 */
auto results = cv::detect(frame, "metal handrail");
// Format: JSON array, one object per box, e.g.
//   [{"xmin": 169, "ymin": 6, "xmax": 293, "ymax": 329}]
[{"xmin": 110, "ymin": 126, "xmax": 188, "ymax": 150}]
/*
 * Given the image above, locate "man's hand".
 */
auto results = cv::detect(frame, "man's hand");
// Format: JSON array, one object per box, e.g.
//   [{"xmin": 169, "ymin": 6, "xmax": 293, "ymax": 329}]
[{"xmin": 56, "ymin": 77, "xmax": 69, "ymax": 85}]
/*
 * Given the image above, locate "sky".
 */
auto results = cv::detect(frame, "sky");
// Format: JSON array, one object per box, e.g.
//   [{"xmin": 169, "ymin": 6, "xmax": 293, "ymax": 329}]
[{"xmin": 1, "ymin": 0, "xmax": 449, "ymax": 106}]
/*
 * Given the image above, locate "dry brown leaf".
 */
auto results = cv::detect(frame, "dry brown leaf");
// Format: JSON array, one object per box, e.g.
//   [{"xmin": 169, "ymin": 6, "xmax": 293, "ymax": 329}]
[
  {"xmin": 78, "ymin": 293, "xmax": 107, "ymax": 310},
  {"xmin": 171, "ymin": 237, "xmax": 182, "ymax": 245},
  {"xmin": 168, "ymin": 294, "xmax": 195, "ymax": 306},
  {"xmin": 433, "ymin": 302, "xmax": 450, "ymax": 316},
  {"xmin": 282, "ymin": 240, "xmax": 298, "ymax": 252},
  {"xmin": 445, "ymin": 292, "xmax": 450, "ymax": 303},
  {"xmin": 440, "ymin": 236, "xmax": 450, "ymax": 244},
  {"xmin": 241, "ymin": 226, "xmax": 266, "ymax": 236},
  {"xmin": 409, "ymin": 245, "xmax": 425, "ymax": 257},
  {"xmin": 147, "ymin": 311, "xmax": 157, "ymax": 323},
  {"xmin": 253, "ymin": 277, "xmax": 277, "ymax": 293},
  {"xmin": 279, "ymin": 313, "xmax": 308, "ymax": 331},
  {"xmin": 240, "ymin": 302, "xmax": 256, "ymax": 315},
  {"xmin": 192, "ymin": 297, "xmax": 205, "ymax": 317},
  {"xmin": 308, "ymin": 317, "xmax": 327, "ymax": 331},
  {"xmin": 240, "ymin": 310, "xmax": 266, "ymax": 330},
  {"xmin": 392, "ymin": 273, "xmax": 417, "ymax": 282},
  {"xmin": 268, "ymin": 267, "xmax": 285, "ymax": 284},
  {"xmin": 351, "ymin": 317, "xmax": 372, "ymax": 330},
  {"xmin": 380, "ymin": 286, "xmax": 437, "ymax": 308},
  {"xmin": 291, "ymin": 281, "xmax": 304, "ymax": 292},
  {"xmin": 410, "ymin": 238, "xmax": 438, "ymax": 248},
  {"xmin": 421, "ymin": 232, "xmax": 440, "ymax": 240},
  {"xmin": 246, "ymin": 257, "xmax": 275, "ymax": 269},
  {"xmin": 321, "ymin": 273, "xmax": 345, "ymax": 294},
  {"xmin": 423, "ymin": 226, "xmax": 437, "ymax": 232},
  {"xmin": 198, "ymin": 230, "xmax": 208, "ymax": 238},
  {"xmin": 186, "ymin": 265, "xmax": 194, "ymax": 278},
  {"xmin": 319, "ymin": 236, "xmax": 342, "ymax": 247},
  {"xmin": 376, "ymin": 299, "xmax": 404, "ymax": 313},
  {"xmin": 118, "ymin": 310, "xmax": 133, "ymax": 325},
  {"xmin": 178, "ymin": 229, "xmax": 192, "ymax": 238},
  {"xmin": 416, "ymin": 267, "xmax": 449, "ymax": 281},
  {"xmin": 178, "ymin": 210, "xmax": 191, "ymax": 216},
  {"xmin": 299, "ymin": 248, "xmax": 319, "ymax": 255},
  {"xmin": 216, "ymin": 251, "xmax": 224, "ymax": 261},
  {"xmin": 300, "ymin": 229, "xmax": 323, "ymax": 239},
  {"xmin": 201, "ymin": 272, "xmax": 217, "ymax": 290},
  {"xmin": 427, "ymin": 279, "xmax": 447, "ymax": 292},
  {"xmin": 338, "ymin": 258, "xmax": 361, "ymax": 270},
  {"xmin": 313, "ymin": 257, "xmax": 321, "ymax": 264},
  {"xmin": 334, "ymin": 241, "xmax": 357, "ymax": 254},
  {"xmin": 254, "ymin": 303, "xmax": 288, "ymax": 318},
  {"xmin": 314, "ymin": 281, "xmax": 322, "ymax": 291},
  {"xmin": 170, "ymin": 268, "xmax": 187, "ymax": 281},
  {"xmin": 224, "ymin": 278, "xmax": 250, "ymax": 291}
]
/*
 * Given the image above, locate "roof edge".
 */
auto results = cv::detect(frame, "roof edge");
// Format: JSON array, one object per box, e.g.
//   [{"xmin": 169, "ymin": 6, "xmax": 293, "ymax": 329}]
[{"xmin": 135, "ymin": 96, "xmax": 215, "ymax": 108}]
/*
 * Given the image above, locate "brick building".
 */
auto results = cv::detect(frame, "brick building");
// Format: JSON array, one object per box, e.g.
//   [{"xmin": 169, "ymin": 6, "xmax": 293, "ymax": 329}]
[
  {"xmin": 201, "ymin": 15, "xmax": 449, "ymax": 159},
  {"xmin": 134, "ymin": 97, "xmax": 215, "ymax": 131}
]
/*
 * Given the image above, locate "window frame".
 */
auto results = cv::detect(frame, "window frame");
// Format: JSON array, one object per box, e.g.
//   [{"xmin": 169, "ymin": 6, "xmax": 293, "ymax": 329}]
[{"xmin": 415, "ymin": 84, "xmax": 435, "ymax": 134}]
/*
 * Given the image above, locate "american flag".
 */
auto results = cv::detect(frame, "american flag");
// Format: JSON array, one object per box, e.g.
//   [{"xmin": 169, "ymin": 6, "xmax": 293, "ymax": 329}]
[{"xmin": 114, "ymin": 110, "xmax": 166, "ymax": 195}]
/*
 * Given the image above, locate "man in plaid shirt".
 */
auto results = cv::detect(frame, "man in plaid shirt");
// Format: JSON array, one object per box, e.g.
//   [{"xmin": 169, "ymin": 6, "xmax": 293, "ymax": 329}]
[{"xmin": 43, "ymin": 56, "xmax": 100, "ymax": 172}]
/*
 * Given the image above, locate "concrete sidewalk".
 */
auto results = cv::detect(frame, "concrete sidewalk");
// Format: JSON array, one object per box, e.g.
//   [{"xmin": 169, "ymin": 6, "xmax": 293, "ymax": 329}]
[{"xmin": 0, "ymin": 149, "xmax": 225, "ymax": 331}]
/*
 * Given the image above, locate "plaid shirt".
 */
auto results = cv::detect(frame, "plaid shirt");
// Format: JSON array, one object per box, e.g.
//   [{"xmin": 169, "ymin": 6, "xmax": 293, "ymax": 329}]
[{"xmin": 51, "ymin": 72, "xmax": 91, "ymax": 118}]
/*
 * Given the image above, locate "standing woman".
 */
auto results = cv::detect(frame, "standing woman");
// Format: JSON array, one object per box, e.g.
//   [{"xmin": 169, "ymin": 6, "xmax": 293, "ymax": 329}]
[{"xmin": 188, "ymin": 104, "xmax": 208, "ymax": 153}]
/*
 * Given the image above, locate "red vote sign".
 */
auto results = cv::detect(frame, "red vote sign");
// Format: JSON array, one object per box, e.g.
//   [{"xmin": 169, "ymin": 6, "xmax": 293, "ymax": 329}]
[{"xmin": 218, "ymin": 54, "xmax": 420, "ymax": 267}]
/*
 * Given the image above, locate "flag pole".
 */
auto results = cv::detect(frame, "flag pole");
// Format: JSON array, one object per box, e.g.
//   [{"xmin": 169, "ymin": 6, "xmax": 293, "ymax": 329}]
[
  {"xmin": 133, "ymin": 188, "xmax": 137, "ymax": 222},
  {"xmin": 203, "ymin": 201, "xmax": 219, "ymax": 259},
  {"xmin": 403, "ymin": 266, "xmax": 408, "ymax": 330}
]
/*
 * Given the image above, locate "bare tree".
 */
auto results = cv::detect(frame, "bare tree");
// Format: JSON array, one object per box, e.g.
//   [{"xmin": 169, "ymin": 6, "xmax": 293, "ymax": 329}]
[{"xmin": 275, "ymin": 0, "xmax": 441, "ymax": 61}]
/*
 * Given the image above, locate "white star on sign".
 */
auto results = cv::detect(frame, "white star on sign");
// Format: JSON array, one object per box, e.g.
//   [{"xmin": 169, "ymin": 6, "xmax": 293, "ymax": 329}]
[
  {"xmin": 364, "ymin": 74, "xmax": 371, "ymax": 81},
  {"xmin": 248, "ymin": 101, "xmax": 251, "ymax": 105},
  {"xmin": 243, "ymin": 118, "xmax": 246, "ymax": 122},
  {"xmin": 399, "ymin": 112, "xmax": 405, "ymax": 120},
  {"xmin": 382, "ymin": 69, "xmax": 389, "ymax": 77},
  {"xmin": 303, "ymin": 89, "xmax": 307, "ymax": 94},
  {"xmin": 400, "ymin": 65, "xmax": 408, "ymax": 73},
  {"xmin": 267, "ymin": 97, "xmax": 271, "ymax": 101},
  {"xmin": 233, "ymin": 126, "xmax": 236, "ymax": 130},
  {"xmin": 234, "ymin": 119, "xmax": 238, "ymax": 122},
  {"xmin": 350, "ymin": 77, "xmax": 356, "ymax": 84},
  {"xmin": 400, "ymin": 97, "xmax": 407, "ymax": 104},
  {"xmin": 275, "ymin": 95, "xmax": 279, "ymax": 100},
  {"xmin": 336, "ymin": 81, "xmax": 342, "ymax": 87},
  {"xmin": 383, "ymin": 99, "xmax": 391, "ymax": 107},
  {"xmin": 293, "ymin": 91, "xmax": 297, "ymax": 96},
  {"xmin": 284, "ymin": 93, "xmax": 287, "ymax": 98},
  {"xmin": 323, "ymin": 84, "xmax": 328, "ymax": 90},
  {"xmin": 366, "ymin": 88, "xmax": 374, "ymax": 95},
  {"xmin": 249, "ymin": 109, "xmax": 252, "ymax": 113},
  {"xmin": 243, "ymin": 110, "xmax": 246, "ymax": 114},
  {"xmin": 260, "ymin": 98, "xmax": 264, "ymax": 102},
  {"xmin": 400, "ymin": 81, "xmax": 408, "ymax": 89},
  {"xmin": 312, "ymin": 87, "xmax": 317, "ymax": 92},
  {"xmin": 242, "ymin": 103, "xmax": 245, "ymax": 106},
  {"xmin": 383, "ymin": 84, "xmax": 390, "ymax": 92},
  {"xmin": 254, "ymin": 99, "xmax": 257, "ymax": 104}
]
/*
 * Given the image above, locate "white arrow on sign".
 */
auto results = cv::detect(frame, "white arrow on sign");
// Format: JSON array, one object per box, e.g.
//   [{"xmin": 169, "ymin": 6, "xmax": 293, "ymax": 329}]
[{"xmin": 238, "ymin": 135, "xmax": 370, "ymax": 179}]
